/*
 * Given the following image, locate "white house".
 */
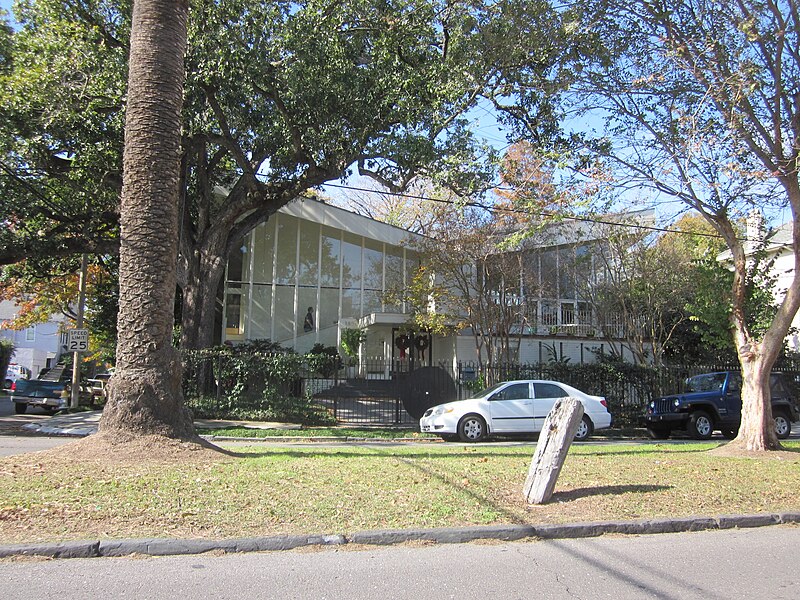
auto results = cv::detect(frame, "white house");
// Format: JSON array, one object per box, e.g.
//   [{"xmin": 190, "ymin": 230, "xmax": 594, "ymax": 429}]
[
  {"xmin": 0, "ymin": 300, "xmax": 66, "ymax": 378},
  {"xmin": 222, "ymin": 198, "xmax": 650, "ymax": 367},
  {"xmin": 767, "ymin": 223, "xmax": 800, "ymax": 350},
  {"xmin": 718, "ymin": 215, "xmax": 800, "ymax": 351}
]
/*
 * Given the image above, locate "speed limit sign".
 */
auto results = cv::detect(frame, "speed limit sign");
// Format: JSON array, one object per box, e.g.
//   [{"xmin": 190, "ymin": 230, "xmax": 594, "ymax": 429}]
[{"xmin": 67, "ymin": 329, "xmax": 89, "ymax": 352}]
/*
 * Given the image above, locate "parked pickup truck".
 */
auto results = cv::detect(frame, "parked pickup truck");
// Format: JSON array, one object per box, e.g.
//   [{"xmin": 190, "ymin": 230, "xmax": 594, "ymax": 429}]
[
  {"xmin": 10, "ymin": 378, "xmax": 68, "ymax": 415},
  {"xmin": 4, "ymin": 364, "xmax": 30, "ymax": 389},
  {"xmin": 643, "ymin": 371, "xmax": 800, "ymax": 440}
]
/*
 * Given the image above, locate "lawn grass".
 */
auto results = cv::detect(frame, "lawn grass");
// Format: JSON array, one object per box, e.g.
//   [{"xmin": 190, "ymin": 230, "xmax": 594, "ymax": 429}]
[{"xmin": 0, "ymin": 441, "xmax": 798, "ymax": 545}]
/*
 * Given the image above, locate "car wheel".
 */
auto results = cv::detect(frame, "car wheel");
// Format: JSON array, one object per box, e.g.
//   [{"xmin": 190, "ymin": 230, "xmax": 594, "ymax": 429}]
[
  {"xmin": 4, "ymin": 378, "xmax": 11, "ymax": 389},
  {"xmin": 774, "ymin": 412, "xmax": 792, "ymax": 440},
  {"xmin": 687, "ymin": 410, "xmax": 714, "ymax": 440},
  {"xmin": 719, "ymin": 427, "xmax": 738, "ymax": 439},
  {"xmin": 13, "ymin": 402, "xmax": 27, "ymax": 415},
  {"xmin": 574, "ymin": 415, "xmax": 593, "ymax": 441},
  {"xmin": 458, "ymin": 414, "xmax": 487, "ymax": 442},
  {"xmin": 646, "ymin": 425, "xmax": 671, "ymax": 440}
]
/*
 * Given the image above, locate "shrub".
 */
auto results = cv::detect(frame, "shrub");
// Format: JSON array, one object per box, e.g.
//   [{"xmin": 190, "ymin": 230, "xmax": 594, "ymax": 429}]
[
  {"xmin": 0, "ymin": 339, "xmax": 14, "ymax": 384},
  {"xmin": 340, "ymin": 327, "xmax": 366, "ymax": 363},
  {"xmin": 183, "ymin": 341, "xmax": 335, "ymax": 424},
  {"xmin": 305, "ymin": 343, "xmax": 343, "ymax": 377}
]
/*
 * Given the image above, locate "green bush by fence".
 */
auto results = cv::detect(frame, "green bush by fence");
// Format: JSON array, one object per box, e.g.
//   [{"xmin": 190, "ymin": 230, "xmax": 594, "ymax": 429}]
[
  {"xmin": 1, "ymin": 339, "xmax": 14, "ymax": 386},
  {"xmin": 183, "ymin": 344, "xmax": 335, "ymax": 425}
]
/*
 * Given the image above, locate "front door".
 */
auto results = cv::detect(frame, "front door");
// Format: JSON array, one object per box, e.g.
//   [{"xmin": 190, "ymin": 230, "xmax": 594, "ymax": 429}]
[{"xmin": 489, "ymin": 382, "xmax": 534, "ymax": 433}]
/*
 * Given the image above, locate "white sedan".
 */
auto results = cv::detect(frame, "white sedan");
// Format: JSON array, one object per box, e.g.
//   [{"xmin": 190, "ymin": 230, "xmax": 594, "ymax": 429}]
[{"xmin": 419, "ymin": 380, "xmax": 612, "ymax": 442}]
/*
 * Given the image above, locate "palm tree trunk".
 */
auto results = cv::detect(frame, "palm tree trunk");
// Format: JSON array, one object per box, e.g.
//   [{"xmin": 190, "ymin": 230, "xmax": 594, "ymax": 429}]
[{"xmin": 100, "ymin": 0, "xmax": 195, "ymax": 439}]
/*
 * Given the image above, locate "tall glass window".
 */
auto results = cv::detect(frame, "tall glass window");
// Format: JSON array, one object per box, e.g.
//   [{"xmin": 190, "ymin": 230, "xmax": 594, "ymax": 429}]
[
  {"xmin": 319, "ymin": 287, "xmax": 340, "ymax": 334},
  {"xmin": 225, "ymin": 288, "xmax": 248, "ymax": 339},
  {"xmin": 298, "ymin": 220, "xmax": 320, "ymax": 287},
  {"xmin": 384, "ymin": 246, "xmax": 405, "ymax": 312},
  {"xmin": 341, "ymin": 233, "xmax": 362, "ymax": 318},
  {"xmin": 522, "ymin": 252, "xmax": 540, "ymax": 299},
  {"xmin": 341, "ymin": 288, "xmax": 361, "ymax": 320},
  {"xmin": 575, "ymin": 244, "xmax": 592, "ymax": 293},
  {"xmin": 341, "ymin": 233, "xmax": 362, "ymax": 290},
  {"xmin": 319, "ymin": 228, "xmax": 342, "ymax": 332},
  {"xmin": 559, "ymin": 247, "xmax": 575, "ymax": 300},
  {"xmin": 249, "ymin": 284, "xmax": 273, "ymax": 339},
  {"xmin": 273, "ymin": 285, "xmax": 295, "ymax": 342},
  {"xmin": 363, "ymin": 241, "xmax": 383, "ymax": 291},
  {"xmin": 252, "ymin": 219, "xmax": 275, "ymax": 284},
  {"xmin": 297, "ymin": 287, "xmax": 318, "ymax": 335},
  {"xmin": 320, "ymin": 227, "xmax": 341, "ymax": 288},
  {"xmin": 540, "ymin": 250, "xmax": 558, "ymax": 299},
  {"xmin": 226, "ymin": 214, "xmax": 418, "ymax": 346},
  {"xmin": 405, "ymin": 251, "xmax": 419, "ymax": 298},
  {"xmin": 227, "ymin": 240, "xmax": 249, "ymax": 286},
  {"xmin": 274, "ymin": 214, "xmax": 298, "ymax": 285},
  {"xmin": 363, "ymin": 240, "xmax": 383, "ymax": 315}
]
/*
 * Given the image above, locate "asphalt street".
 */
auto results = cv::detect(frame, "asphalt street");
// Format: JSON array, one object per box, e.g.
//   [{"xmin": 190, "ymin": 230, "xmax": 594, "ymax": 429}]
[{"xmin": 1, "ymin": 526, "xmax": 798, "ymax": 599}]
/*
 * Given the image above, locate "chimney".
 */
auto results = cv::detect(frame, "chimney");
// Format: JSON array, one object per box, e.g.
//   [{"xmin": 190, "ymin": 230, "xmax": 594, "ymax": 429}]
[{"xmin": 745, "ymin": 209, "xmax": 765, "ymax": 253}]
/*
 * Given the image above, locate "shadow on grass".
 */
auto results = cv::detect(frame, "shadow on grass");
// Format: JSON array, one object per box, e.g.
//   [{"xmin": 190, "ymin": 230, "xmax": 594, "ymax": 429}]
[
  {"xmin": 227, "ymin": 443, "xmax": 722, "ymax": 460},
  {"xmin": 552, "ymin": 484, "xmax": 672, "ymax": 502},
  {"xmin": 573, "ymin": 446, "xmax": 724, "ymax": 457},
  {"xmin": 224, "ymin": 446, "xmax": 535, "ymax": 460},
  {"xmin": 217, "ymin": 442, "xmax": 537, "ymax": 524}
]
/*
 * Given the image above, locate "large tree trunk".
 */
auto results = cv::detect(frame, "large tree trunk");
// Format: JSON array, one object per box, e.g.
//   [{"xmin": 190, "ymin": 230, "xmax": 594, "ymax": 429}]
[
  {"xmin": 100, "ymin": 0, "xmax": 195, "ymax": 439},
  {"xmin": 726, "ymin": 200, "xmax": 800, "ymax": 451},
  {"xmin": 736, "ymin": 355, "xmax": 778, "ymax": 451},
  {"xmin": 180, "ymin": 250, "xmax": 225, "ymax": 352}
]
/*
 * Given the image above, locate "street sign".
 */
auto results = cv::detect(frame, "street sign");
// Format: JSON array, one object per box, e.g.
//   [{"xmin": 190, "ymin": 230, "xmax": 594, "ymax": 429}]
[{"xmin": 67, "ymin": 328, "xmax": 89, "ymax": 352}]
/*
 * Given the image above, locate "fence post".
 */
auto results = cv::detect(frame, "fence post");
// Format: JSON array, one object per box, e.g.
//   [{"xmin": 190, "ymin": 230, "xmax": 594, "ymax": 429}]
[{"xmin": 215, "ymin": 352, "xmax": 222, "ymax": 411}]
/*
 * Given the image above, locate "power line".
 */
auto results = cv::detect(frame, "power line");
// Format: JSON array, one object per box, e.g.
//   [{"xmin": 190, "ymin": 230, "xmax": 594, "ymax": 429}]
[{"xmin": 323, "ymin": 182, "xmax": 727, "ymax": 239}]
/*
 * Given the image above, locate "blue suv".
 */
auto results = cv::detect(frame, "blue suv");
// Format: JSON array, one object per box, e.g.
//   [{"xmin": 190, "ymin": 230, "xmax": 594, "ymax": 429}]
[{"xmin": 643, "ymin": 371, "xmax": 799, "ymax": 440}]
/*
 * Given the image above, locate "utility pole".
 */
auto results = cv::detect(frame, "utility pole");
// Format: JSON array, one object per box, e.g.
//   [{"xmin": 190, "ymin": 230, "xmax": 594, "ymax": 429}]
[{"xmin": 70, "ymin": 254, "xmax": 88, "ymax": 409}]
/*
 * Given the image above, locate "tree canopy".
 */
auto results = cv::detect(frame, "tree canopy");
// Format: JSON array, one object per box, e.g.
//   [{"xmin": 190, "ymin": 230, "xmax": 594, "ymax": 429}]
[
  {"xmin": 0, "ymin": 0, "xmax": 578, "ymax": 351},
  {"xmin": 551, "ymin": 0, "xmax": 800, "ymax": 450}
]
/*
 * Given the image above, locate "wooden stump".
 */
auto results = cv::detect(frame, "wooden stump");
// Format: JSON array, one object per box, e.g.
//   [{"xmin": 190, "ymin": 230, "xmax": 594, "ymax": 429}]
[{"xmin": 523, "ymin": 397, "xmax": 584, "ymax": 504}]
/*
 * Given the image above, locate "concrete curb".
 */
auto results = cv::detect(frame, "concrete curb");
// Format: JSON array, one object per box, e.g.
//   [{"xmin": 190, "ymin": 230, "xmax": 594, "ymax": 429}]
[{"xmin": 2, "ymin": 512, "xmax": 798, "ymax": 560}]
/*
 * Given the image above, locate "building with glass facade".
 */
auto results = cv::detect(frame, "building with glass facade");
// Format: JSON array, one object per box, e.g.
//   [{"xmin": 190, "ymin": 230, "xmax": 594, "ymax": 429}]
[
  {"xmin": 223, "ymin": 199, "xmax": 651, "ymax": 366},
  {"xmin": 223, "ymin": 198, "xmax": 429, "ymax": 362}
]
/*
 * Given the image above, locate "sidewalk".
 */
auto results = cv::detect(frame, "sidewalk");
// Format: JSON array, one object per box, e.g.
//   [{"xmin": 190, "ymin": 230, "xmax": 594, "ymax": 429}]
[{"xmin": 21, "ymin": 410, "xmax": 301, "ymax": 437}]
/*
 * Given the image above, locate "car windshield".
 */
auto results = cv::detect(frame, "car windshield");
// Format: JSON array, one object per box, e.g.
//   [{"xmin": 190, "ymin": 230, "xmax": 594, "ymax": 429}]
[
  {"xmin": 467, "ymin": 382, "xmax": 507, "ymax": 399},
  {"xmin": 685, "ymin": 373, "xmax": 727, "ymax": 392}
]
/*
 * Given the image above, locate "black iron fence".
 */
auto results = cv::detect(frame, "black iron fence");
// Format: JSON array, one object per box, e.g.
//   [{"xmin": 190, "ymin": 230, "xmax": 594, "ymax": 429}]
[{"xmin": 181, "ymin": 351, "xmax": 800, "ymax": 428}]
